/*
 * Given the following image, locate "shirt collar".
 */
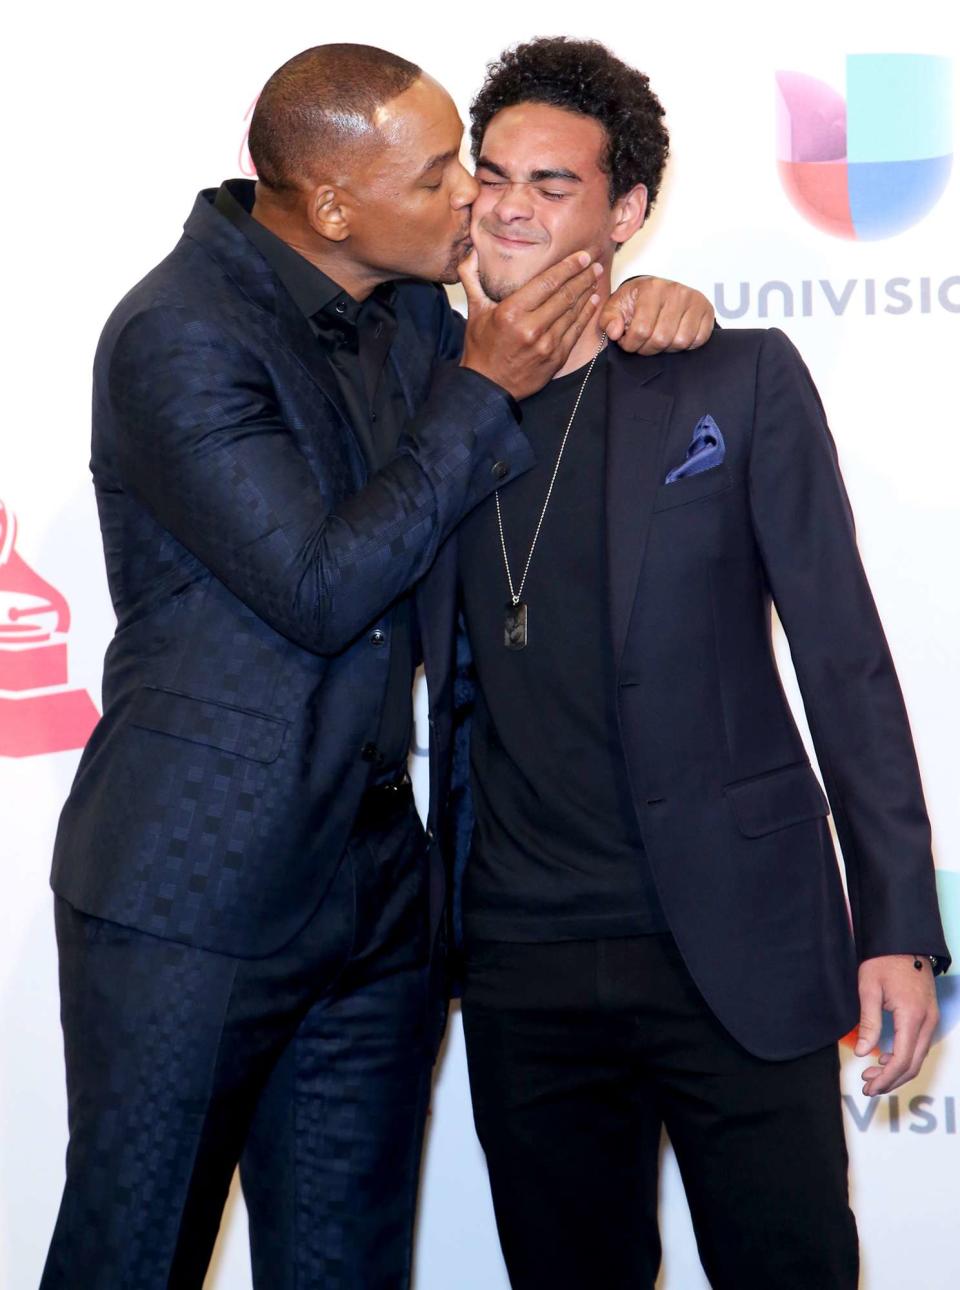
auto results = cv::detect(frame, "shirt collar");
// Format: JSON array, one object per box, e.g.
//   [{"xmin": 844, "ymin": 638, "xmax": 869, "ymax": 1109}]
[{"xmin": 214, "ymin": 180, "xmax": 396, "ymax": 325}]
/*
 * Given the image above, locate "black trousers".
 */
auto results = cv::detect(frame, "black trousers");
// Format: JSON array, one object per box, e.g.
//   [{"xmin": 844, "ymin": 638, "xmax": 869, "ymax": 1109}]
[
  {"xmin": 43, "ymin": 795, "xmax": 446, "ymax": 1290},
  {"xmin": 462, "ymin": 934, "xmax": 858, "ymax": 1290}
]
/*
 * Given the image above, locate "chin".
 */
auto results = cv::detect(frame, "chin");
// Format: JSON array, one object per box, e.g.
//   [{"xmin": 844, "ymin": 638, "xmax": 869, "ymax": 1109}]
[
  {"xmin": 477, "ymin": 268, "xmax": 522, "ymax": 303},
  {"xmin": 476, "ymin": 242, "xmax": 544, "ymax": 300},
  {"xmin": 475, "ymin": 253, "xmax": 517, "ymax": 300}
]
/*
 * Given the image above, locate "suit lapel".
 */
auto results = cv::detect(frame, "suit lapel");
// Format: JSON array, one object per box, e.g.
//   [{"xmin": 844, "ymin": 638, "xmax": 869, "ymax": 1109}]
[
  {"xmin": 388, "ymin": 302, "xmax": 435, "ymax": 416},
  {"xmin": 183, "ymin": 188, "xmax": 365, "ymax": 469},
  {"xmin": 605, "ymin": 347, "xmax": 673, "ymax": 668}
]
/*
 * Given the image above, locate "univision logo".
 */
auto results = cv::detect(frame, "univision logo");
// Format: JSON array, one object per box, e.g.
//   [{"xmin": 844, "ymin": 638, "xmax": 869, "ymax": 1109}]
[
  {"xmin": 843, "ymin": 1092, "xmax": 957, "ymax": 1135},
  {"xmin": 776, "ymin": 54, "xmax": 952, "ymax": 239}
]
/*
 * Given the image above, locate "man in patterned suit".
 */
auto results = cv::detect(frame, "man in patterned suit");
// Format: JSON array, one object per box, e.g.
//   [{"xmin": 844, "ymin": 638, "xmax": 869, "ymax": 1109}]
[{"xmin": 42, "ymin": 43, "xmax": 714, "ymax": 1289}]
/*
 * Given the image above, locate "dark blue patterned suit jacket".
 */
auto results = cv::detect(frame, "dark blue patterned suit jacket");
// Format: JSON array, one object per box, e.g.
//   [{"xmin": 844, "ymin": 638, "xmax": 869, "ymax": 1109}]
[{"xmin": 51, "ymin": 185, "xmax": 531, "ymax": 957}]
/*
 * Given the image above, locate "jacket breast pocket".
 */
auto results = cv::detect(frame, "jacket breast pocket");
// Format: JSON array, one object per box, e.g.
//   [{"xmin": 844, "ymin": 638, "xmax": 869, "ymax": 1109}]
[
  {"xmin": 653, "ymin": 464, "xmax": 733, "ymax": 513},
  {"xmin": 129, "ymin": 685, "xmax": 287, "ymax": 764},
  {"xmin": 724, "ymin": 762, "xmax": 829, "ymax": 837}
]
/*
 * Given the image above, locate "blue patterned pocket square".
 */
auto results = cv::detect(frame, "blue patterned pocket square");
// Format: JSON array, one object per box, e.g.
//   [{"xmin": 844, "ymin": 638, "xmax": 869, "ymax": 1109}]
[{"xmin": 664, "ymin": 414, "xmax": 726, "ymax": 484}]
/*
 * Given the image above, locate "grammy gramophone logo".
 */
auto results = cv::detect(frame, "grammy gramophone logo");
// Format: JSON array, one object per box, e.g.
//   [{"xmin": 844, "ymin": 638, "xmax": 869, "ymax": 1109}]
[{"xmin": 0, "ymin": 499, "xmax": 99, "ymax": 758}]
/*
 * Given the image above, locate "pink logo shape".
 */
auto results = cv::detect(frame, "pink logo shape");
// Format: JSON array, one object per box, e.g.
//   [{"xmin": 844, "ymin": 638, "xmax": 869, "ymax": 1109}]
[
  {"xmin": 776, "ymin": 70, "xmax": 854, "ymax": 238},
  {"xmin": 0, "ymin": 500, "xmax": 99, "ymax": 757},
  {"xmin": 238, "ymin": 96, "xmax": 258, "ymax": 177}
]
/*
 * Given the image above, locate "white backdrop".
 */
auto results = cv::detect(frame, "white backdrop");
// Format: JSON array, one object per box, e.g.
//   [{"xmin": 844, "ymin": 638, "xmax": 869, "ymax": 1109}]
[{"xmin": 2, "ymin": 2, "xmax": 957, "ymax": 1286}]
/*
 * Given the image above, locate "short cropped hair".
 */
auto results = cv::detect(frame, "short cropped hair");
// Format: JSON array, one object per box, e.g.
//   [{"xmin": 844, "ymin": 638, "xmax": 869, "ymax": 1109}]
[
  {"xmin": 470, "ymin": 37, "xmax": 669, "ymax": 208},
  {"xmin": 249, "ymin": 44, "xmax": 421, "ymax": 191}
]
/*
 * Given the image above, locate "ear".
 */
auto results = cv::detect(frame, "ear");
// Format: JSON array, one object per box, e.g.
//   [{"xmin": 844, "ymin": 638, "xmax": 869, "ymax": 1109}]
[
  {"xmin": 611, "ymin": 183, "xmax": 648, "ymax": 247},
  {"xmin": 306, "ymin": 185, "xmax": 351, "ymax": 243}
]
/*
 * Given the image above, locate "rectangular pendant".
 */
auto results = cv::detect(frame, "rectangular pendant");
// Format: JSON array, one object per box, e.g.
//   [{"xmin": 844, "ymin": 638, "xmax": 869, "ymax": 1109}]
[{"xmin": 504, "ymin": 601, "xmax": 528, "ymax": 650}]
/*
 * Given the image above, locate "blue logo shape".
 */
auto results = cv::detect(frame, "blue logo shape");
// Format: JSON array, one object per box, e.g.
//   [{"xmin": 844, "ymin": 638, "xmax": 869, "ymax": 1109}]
[{"xmin": 930, "ymin": 869, "xmax": 960, "ymax": 1044}]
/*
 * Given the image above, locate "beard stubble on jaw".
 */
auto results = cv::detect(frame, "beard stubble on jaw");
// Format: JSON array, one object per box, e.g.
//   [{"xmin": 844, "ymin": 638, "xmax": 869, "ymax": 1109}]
[{"xmin": 477, "ymin": 268, "xmax": 521, "ymax": 302}]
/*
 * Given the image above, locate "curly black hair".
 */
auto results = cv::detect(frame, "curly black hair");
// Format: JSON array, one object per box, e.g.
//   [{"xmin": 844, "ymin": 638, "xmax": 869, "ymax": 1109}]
[{"xmin": 470, "ymin": 37, "xmax": 669, "ymax": 210}]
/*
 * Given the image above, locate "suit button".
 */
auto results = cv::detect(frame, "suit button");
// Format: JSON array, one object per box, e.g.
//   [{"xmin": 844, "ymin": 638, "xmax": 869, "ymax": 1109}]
[
  {"xmin": 361, "ymin": 742, "xmax": 382, "ymax": 762},
  {"xmin": 334, "ymin": 299, "xmax": 347, "ymax": 314},
  {"xmin": 492, "ymin": 460, "xmax": 509, "ymax": 481},
  {"xmin": 369, "ymin": 629, "xmax": 386, "ymax": 647}
]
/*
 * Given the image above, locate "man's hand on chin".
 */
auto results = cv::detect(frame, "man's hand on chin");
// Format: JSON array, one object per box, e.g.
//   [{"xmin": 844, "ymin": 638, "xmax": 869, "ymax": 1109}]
[
  {"xmin": 600, "ymin": 277, "xmax": 715, "ymax": 355},
  {"xmin": 854, "ymin": 954, "xmax": 940, "ymax": 1096}
]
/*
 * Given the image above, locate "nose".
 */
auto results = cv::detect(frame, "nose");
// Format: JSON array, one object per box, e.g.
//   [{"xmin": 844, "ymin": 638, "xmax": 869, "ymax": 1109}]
[
  {"xmin": 451, "ymin": 161, "xmax": 479, "ymax": 210},
  {"xmin": 492, "ymin": 181, "xmax": 535, "ymax": 223}
]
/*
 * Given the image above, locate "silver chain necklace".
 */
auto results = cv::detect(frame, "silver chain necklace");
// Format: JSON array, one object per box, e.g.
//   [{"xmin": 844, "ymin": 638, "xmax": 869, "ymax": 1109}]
[{"xmin": 495, "ymin": 337, "xmax": 607, "ymax": 650}]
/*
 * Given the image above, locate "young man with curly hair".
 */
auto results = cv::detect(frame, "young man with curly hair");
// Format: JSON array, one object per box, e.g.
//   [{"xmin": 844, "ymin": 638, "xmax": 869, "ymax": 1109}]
[{"xmin": 455, "ymin": 37, "xmax": 948, "ymax": 1289}]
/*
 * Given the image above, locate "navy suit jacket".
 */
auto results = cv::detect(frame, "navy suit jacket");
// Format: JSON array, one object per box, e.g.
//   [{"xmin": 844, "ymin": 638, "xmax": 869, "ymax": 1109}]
[
  {"xmin": 51, "ymin": 185, "xmax": 532, "ymax": 957},
  {"xmin": 450, "ymin": 330, "xmax": 949, "ymax": 1060}
]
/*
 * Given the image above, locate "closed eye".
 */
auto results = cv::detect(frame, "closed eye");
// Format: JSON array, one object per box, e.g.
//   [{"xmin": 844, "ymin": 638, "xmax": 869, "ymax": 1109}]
[{"xmin": 478, "ymin": 179, "xmax": 570, "ymax": 201}]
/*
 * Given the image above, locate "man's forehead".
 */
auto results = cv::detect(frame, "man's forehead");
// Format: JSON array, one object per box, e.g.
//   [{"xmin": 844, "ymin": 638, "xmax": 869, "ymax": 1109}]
[
  {"xmin": 479, "ymin": 103, "xmax": 607, "ymax": 174},
  {"xmin": 373, "ymin": 80, "xmax": 463, "ymax": 170}
]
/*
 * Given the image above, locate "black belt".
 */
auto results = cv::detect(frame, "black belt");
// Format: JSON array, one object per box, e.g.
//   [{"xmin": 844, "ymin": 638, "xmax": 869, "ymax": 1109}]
[{"xmin": 355, "ymin": 771, "xmax": 413, "ymax": 832}]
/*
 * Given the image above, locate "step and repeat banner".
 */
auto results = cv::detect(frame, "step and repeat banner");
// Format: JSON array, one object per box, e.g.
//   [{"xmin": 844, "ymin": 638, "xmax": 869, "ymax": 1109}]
[{"xmin": 2, "ymin": 3, "xmax": 956, "ymax": 1286}]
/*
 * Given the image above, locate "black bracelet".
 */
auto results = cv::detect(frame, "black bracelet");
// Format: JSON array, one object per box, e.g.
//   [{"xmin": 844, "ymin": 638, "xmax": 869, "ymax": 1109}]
[{"xmin": 912, "ymin": 955, "xmax": 938, "ymax": 972}]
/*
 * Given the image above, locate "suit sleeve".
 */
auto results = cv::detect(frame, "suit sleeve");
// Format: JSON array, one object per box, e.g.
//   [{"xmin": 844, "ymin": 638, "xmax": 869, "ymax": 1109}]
[
  {"xmin": 747, "ymin": 327, "xmax": 949, "ymax": 968},
  {"xmin": 433, "ymin": 289, "xmax": 467, "ymax": 362},
  {"xmin": 106, "ymin": 306, "xmax": 532, "ymax": 656}
]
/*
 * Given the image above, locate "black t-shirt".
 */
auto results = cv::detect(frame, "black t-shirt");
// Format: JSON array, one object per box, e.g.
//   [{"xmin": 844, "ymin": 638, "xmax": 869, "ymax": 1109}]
[{"xmin": 458, "ymin": 350, "xmax": 666, "ymax": 942}]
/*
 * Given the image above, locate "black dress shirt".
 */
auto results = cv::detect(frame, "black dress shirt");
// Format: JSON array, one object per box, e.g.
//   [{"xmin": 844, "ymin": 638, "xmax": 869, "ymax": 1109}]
[{"xmin": 214, "ymin": 180, "xmax": 415, "ymax": 777}]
